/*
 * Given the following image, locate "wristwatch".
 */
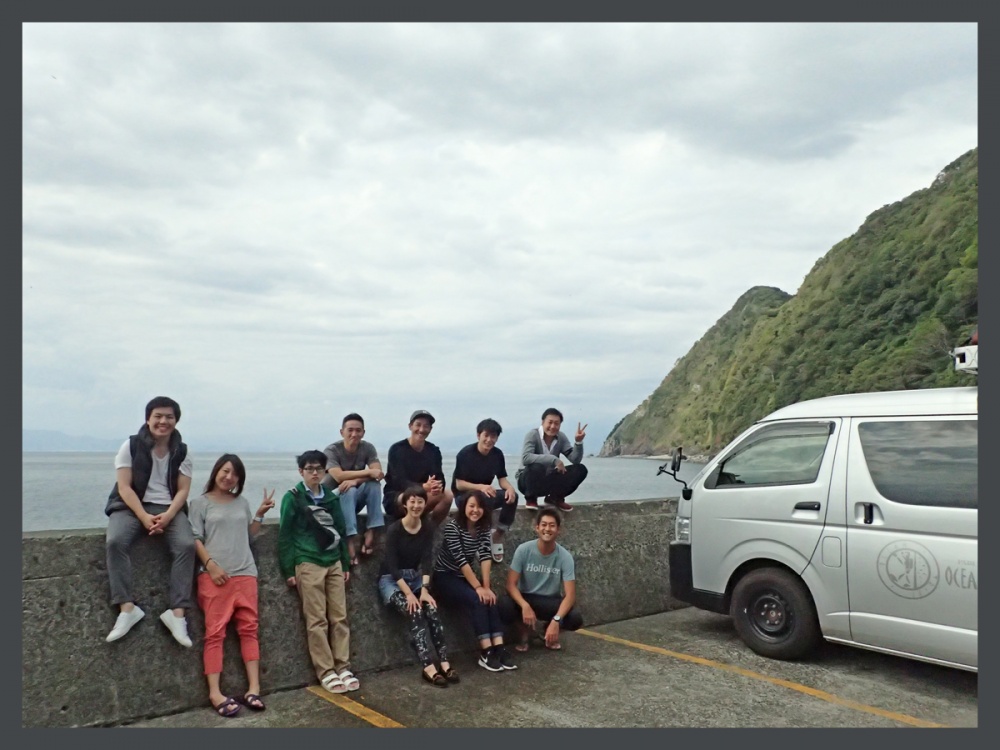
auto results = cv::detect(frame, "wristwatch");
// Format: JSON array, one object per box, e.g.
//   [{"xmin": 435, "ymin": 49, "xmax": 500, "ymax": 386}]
[
  {"xmin": 253, "ymin": 515, "xmax": 265, "ymax": 523},
  {"xmin": 552, "ymin": 614, "xmax": 563, "ymax": 623}
]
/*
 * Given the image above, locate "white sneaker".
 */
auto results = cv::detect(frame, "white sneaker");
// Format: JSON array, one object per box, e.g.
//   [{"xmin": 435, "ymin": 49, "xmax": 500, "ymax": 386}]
[
  {"xmin": 106, "ymin": 606, "xmax": 145, "ymax": 642},
  {"xmin": 159, "ymin": 609, "xmax": 193, "ymax": 647}
]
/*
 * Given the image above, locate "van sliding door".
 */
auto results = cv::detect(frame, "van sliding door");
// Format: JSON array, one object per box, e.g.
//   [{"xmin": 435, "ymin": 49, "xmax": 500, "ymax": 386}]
[{"xmin": 845, "ymin": 416, "xmax": 978, "ymax": 670}]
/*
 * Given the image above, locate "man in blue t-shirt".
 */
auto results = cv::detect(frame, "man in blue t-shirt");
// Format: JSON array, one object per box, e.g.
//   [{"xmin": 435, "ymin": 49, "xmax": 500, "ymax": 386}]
[{"xmin": 499, "ymin": 507, "xmax": 583, "ymax": 651}]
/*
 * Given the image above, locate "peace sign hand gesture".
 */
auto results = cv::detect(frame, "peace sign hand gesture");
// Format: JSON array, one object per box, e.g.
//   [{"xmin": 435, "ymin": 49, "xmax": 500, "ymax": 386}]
[
  {"xmin": 257, "ymin": 488, "xmax": 275, "ymax": 518},
  {"xmin": 575, "ymin": 422, "xmax": 588, "ymax": 443}
]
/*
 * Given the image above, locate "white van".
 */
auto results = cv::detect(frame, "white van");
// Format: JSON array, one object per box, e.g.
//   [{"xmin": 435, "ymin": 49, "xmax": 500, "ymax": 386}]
[{"xmin": 666, "ymin": 386, "xmax": 978, "ymax": 672}]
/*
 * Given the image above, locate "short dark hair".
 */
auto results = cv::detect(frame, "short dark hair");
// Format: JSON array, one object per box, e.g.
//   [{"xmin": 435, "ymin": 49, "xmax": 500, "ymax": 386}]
[
  {"xmin": 342, "ymin": 413, "xmax": 365, "ymax": 428},
  {"xmin": 456, "ymin": 490, "xmax": 492, "ymax": 531},
  {"xmin": 296, "ymin": 450, "xmax": 327, "ymax": 469},
  {"xmin": 541, "ymin": 407, "xmax": 563, "ymax": 423},
  {"xmin": 397, "ymin": 483, "xmax": 429, "ymax": 514},
  {"xmin": 536, "ymin": 507, "xmax": 562, "ymax": 528},
  {"xmin": 476, "ymin": 418, "xmax": 502, "ymax": 437},
  {"xmin": 145, "ymin": 396, "xmax": 181, "ymax": 422},
  {"xmin": 203, "ymin": 453, "xmax": 247, "ymax": 496}
]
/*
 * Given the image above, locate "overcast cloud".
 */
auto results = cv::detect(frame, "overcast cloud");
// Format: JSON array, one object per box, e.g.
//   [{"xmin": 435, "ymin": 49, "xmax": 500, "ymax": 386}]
[{"xmin": 22, "ymin": 22, "xmax": 977, "ymax": 453}]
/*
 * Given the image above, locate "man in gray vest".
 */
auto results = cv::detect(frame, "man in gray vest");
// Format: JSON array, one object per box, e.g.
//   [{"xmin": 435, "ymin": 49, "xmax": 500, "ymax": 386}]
[{"xmin": 103, "ymin": 396, "xmax": 196, "ymax": 646}]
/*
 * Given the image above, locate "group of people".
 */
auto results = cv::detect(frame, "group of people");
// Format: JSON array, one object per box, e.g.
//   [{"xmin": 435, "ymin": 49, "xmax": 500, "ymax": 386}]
[
  {"xmin": 330, "ymin": 407, "xmax": 589, "ymax": 565},
  {"xmin": 102, "ymin": 397, "xmax": 590, "ymax": 717}
]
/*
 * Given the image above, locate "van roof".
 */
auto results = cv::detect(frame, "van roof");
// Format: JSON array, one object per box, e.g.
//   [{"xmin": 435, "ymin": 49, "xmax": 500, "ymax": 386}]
[{"xmin": 760, "ymin": 387, "xmax": 978, "ymax": 421}]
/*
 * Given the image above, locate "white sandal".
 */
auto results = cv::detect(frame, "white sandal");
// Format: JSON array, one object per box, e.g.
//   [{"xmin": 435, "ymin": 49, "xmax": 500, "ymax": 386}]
[
  {"xmin": 338, "ymin": 669, "xmax": 360, "ymax": 691},
  {"xmin": 321, "ymin": 673, "xmax": 348, "ymax": 694}
]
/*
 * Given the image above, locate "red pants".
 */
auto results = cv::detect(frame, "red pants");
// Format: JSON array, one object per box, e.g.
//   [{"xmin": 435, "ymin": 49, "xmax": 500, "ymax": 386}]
[{"xmin": 197, "ymin": 573, "xmax": 260, "ymax": 675}]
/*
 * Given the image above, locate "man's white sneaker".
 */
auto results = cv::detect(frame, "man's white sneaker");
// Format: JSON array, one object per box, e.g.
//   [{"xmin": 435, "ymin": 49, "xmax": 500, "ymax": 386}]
[
  {"xmin": 106, "ymin": 606, "xmax": 145, "ymax": 643},
  {"xmin": 159, "ymin": 609, "xmax": 193, "ymax": 647}
]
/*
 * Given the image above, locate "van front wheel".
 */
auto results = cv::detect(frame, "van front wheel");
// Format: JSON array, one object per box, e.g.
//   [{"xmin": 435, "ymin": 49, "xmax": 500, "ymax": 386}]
[{"xmin": 730, "ymin": 568, "xmax": 820, "ymax": 660}]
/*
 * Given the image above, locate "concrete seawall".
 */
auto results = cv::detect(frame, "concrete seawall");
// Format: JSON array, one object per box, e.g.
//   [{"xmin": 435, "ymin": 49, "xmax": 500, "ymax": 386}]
[{"xmin": 22, "ymin": 498, "xmax": 681, "ymax": 728}]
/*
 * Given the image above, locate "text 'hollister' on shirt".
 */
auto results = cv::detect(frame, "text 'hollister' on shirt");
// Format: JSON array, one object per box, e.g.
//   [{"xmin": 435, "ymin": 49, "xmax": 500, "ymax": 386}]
[{"xmin": 510, "ymin": 541, "xmax": 576, "ymax": 598}]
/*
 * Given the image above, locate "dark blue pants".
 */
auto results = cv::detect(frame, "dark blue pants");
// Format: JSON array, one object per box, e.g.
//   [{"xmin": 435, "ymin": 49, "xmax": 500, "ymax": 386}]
[{"xmin": 432, "ymin": 572, "xmax": 504, "ymax": 642}]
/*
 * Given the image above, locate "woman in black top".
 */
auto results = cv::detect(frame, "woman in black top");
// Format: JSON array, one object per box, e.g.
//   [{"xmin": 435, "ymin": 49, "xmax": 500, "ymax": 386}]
[{"xmin": 377, "ymin": 484, "xmax": 457, "ymax": 687}]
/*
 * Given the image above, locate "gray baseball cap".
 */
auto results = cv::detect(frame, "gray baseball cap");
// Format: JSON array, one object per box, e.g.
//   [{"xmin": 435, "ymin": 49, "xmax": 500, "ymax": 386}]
[{"xmin": 409, "ymin": 409, "xmax": 435, "ymax": 425}]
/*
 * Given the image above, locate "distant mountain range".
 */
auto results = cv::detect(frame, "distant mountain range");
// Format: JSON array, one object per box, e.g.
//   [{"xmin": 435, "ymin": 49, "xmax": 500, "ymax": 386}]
[
  {"xmin": 22, "ymin": 430, "xmax": 124, "ymax": 452},
  {"xmin": 601, "ymin": 148, "xmax": 978, "ymax": 457}
]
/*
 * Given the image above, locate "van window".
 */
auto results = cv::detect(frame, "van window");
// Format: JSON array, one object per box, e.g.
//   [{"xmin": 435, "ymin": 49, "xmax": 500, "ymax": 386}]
[
  {"xmin": 857, "ymin": 419, "xmax": 977, "ymax": 509},
  {"xmin": 706, "ymin": 423, "xmax": 832, "ymax": 489}
]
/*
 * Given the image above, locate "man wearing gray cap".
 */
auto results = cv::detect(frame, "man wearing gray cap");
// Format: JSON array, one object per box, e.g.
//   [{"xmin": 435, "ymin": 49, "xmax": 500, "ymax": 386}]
[{"xmin": 382, "ymin": 410, "xmax": 453, "ymax": 523}]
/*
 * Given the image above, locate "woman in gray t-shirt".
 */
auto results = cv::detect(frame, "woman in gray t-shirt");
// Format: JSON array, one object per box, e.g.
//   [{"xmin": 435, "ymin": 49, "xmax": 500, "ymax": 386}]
[{"xmin": 189, "ymin": 454, "xmax": 275, "ymax": 717}]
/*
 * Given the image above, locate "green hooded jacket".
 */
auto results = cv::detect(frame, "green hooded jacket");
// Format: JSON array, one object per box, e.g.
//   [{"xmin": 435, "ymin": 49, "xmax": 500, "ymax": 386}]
[{"xmin": 277, "ymin": 481, "xmax": 351, "ymax": 579}]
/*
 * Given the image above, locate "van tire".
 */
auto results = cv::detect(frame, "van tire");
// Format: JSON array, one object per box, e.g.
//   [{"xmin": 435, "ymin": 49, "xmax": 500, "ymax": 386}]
[{"xmin": 730, "ymin": 568, "xmax": 820, "ymax": 660}]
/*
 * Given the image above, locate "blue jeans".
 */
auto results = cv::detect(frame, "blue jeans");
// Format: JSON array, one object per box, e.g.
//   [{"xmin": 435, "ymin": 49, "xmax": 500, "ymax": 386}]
[
  {"xmin": 339, "ymin": 480, "xmax": 385, "ymax": 536},
  {"xmin": 378, "ymin": 570, "xmax": 423, "ymax": 605},
  {"xmin": 432, "ymin": 572, "xmax": 504, "ymax": 642}
]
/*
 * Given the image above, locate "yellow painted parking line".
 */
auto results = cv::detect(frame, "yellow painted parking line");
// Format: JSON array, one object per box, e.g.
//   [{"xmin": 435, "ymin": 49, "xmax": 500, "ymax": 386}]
[
  {"xmin": 306, "ymin": 685, "xmax": 406, "ymax": 727},
  {"xmin": 577, "ymin": 629, "xmax": 948, "ymax": 728}
]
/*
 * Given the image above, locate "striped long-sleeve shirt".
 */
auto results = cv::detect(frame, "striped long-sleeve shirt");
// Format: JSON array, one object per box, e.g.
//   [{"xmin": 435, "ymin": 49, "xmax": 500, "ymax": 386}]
[{"xmin": 433, "ymin": 519, "xmax": 491, "ymax": 576}]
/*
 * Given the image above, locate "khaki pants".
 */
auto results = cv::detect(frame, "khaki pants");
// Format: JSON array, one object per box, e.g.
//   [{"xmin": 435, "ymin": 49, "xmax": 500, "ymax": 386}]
[{"xmin": 295, "ymin": 561, "xmax": 350, "ymax": 680}]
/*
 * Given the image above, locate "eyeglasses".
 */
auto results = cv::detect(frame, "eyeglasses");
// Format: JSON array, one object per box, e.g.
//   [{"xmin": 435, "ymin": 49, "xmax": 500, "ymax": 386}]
[{"xmin": 302, "ymin": 466, "xmax": 325, "ymax": 474}]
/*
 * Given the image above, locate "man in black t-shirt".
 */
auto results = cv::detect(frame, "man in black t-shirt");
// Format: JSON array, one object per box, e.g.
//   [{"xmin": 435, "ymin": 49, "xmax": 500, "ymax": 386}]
[
  {"xmin": 452, "ymin": 418, "xmax": 519, "ymax": 563},
  {"xmin": 383, "ymin": 410, "xmax": 453, "ymax": 523}
]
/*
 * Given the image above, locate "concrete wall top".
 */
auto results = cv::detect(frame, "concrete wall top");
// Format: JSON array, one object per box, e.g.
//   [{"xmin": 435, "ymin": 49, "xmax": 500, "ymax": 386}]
[{"xmin": 23, "ymin": 498, "xmax": 681, "ymax": 727}]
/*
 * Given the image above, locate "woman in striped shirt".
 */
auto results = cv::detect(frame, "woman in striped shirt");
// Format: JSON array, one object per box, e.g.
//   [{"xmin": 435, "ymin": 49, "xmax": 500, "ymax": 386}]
[{"xmin": 432, "ymin": 490, "xmax": 517, "ymax": 672}]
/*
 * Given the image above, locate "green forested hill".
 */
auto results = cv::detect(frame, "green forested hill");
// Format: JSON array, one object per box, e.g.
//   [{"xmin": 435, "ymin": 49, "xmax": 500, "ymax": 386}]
[{"xmin": 601, "ymin": 148, "xmax": 978, "ymax": 457}]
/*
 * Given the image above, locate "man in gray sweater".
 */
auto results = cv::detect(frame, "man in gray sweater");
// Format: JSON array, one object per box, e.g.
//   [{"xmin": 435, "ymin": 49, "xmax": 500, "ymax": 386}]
[{"xmin": 515, "ymin": 408, "xmax": 588, "ymax": 511}]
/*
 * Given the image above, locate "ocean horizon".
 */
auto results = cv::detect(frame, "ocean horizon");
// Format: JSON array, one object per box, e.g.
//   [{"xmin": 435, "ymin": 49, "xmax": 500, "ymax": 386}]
[{"xmin": 23, "ymin": 451, "xmax": 704, "ymax": 533}]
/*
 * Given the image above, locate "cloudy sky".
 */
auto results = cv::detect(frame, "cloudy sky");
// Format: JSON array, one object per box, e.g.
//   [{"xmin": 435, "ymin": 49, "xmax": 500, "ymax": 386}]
[{"xmin": 22, "ymin": 23, "xmax": 977, "ymax": 453}]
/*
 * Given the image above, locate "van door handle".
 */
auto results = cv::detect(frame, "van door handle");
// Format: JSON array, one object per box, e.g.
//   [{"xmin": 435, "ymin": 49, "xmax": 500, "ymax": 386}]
[
  {"xmin": 794, "ymin": 502, "xmax": 821, "ymax": 511},
  {"xmin": 862, "ymin": 503, "xmax": 874, "ymax": 524}
]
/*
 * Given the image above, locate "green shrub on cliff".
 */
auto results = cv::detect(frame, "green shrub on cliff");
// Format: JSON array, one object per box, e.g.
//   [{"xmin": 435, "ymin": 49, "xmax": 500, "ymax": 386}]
[{"xmin": 602, "ymin": 148, "xmax": 978, "ymax": 457}]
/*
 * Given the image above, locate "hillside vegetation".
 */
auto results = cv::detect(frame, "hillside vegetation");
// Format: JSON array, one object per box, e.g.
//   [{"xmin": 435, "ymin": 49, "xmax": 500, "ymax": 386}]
[{"xmin": 602, "ymin": 148, "xmax": 978, "ymax": 457}]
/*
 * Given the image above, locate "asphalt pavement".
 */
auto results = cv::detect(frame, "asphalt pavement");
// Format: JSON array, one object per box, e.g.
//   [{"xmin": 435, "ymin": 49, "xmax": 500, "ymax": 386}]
[{"xmin": 122, "ymin": 607, "xmax": 978, "ymax": 729}]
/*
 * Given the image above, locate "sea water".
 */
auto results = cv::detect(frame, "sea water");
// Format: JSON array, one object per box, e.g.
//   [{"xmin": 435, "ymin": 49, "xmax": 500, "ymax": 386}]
[{"xmin": 22, "ymin": 451, "xmax": 704, "ymax": 532}]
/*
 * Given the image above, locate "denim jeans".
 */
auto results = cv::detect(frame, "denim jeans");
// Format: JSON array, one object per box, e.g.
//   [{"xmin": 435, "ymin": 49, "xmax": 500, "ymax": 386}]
[
  {"xmin": 432, "ymin": 572, "xmax": 504, "ymax": 642},
  {"xmin": 339, "ymin": 479, "xmax": 385, "ymax": 536},
  {"xmin": 378, "ymin": 569, "xmax": 423, "ymax": 605}
]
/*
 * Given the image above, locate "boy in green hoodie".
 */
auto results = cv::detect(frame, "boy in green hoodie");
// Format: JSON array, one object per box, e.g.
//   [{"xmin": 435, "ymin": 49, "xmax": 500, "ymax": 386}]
[{"xmin": 278, "ymin": 450, "xmax": 359, "ymax": 694}]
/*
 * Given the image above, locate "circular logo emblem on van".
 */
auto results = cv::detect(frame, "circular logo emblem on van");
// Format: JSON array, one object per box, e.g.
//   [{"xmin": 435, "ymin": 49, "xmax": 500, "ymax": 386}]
[{"xmin": 877, "ymin": 541, "xmax": 939, "ymax": 599}]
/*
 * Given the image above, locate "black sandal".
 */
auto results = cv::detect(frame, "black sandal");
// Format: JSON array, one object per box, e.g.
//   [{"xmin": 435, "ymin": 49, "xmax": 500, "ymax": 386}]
[
  {"xmin": 441, "ymin": 666, "xmax": 460, "ymax": 683},
  {"xmin": 421, "ymin": 669, "xmax": 448, "ymax": 688}
]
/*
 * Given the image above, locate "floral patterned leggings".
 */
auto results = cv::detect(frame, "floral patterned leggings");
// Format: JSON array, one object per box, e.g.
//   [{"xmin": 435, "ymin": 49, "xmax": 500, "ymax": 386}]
[{"xmin": 387, "ymin": 592, "xmax": 450, "ymax": 668}]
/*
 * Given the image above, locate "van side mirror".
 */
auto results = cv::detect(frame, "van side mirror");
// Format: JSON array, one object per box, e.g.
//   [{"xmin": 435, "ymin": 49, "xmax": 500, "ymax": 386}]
[
  {"xmin": 670, "ymin": 447, "xmax": 684, "ymax": 473},
  {"xmin": 682, "ymin": 488, "xmax": 692, "ymax": 500}
]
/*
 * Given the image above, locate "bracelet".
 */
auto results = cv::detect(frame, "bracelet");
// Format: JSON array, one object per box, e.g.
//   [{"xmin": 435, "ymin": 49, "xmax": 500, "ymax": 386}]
[
  {"xmin": 253, "ymin": 515, "xmax": 265, "ymax": 523},
  {"xmin": 204, "ymin": 558, "xmax": 214, "ymax": 567}
]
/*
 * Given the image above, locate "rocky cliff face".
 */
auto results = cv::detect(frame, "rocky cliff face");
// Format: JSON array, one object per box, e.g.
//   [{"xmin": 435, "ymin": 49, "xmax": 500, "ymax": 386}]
[{"xmin": 602, "ymin": 148, "xmax": 978, "ymax": 456}]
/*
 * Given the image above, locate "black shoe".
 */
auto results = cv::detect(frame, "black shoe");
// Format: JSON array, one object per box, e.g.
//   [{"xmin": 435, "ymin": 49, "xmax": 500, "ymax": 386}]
[
  {"xmin": 478, "ymin": 647, "xmax": 503, "ymax": 672},
  {"xmin": 496, "ymin": 645, "xmax": 518, "ymax": 670}
]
